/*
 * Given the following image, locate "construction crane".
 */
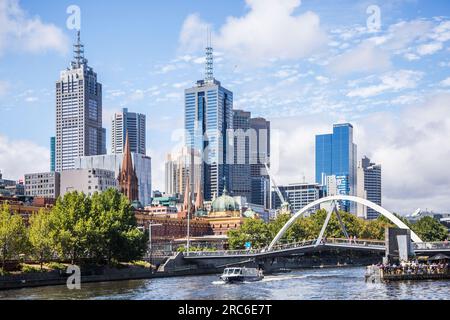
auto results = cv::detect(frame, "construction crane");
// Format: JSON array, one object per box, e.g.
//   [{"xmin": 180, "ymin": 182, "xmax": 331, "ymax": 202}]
[{"xmin": 264, "ymin": 163, "xmax": 291, "ymax": 214}]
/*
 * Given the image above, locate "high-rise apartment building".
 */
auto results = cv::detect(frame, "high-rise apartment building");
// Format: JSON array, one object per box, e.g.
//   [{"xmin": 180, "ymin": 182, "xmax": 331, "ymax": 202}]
[
  {"xmin": 357, "ymin": 156, "xmax": 382, "ymax": 219},
  {"xmin": 315, "ymin": 123, "xmax": 357, "ymax": 212},
  {"xmin": 55, "ymin": 32, "xmax": 106, "ymax": 172},
  {"xmin": 184, "ymin": 43, "xmax": 233, "ymax": 201},
  {"xmin": 111, "ymin": 108, "xmax": 146, "ymax": 155}
]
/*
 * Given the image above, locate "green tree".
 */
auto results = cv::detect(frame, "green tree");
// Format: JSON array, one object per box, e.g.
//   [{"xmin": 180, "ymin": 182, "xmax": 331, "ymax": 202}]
[
  {"xmin": 0, "ymin": 203, "xmax": 29, "ymax": 269},
  {"xmin": 90, "ymin": 188, "xmax": 146, "ymax": 263},
  {"xmin": 50, "ymin": 191, "xmax": 92, "ymax": 264},
  {"xmin": 412, "ymin": 216, "xmax": 448, "ymax": 242},
  {"xmin": 28, "ymin": 209, "xmax": 56, "ymax": 270},
  {"xmin": 228, "ymin": 219, "xmax": 271, "ymax": 249}
]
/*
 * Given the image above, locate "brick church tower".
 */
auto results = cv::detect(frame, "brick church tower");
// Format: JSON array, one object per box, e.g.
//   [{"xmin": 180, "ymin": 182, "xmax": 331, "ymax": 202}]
[{"xmin": 118, "ymin": 132, "xmax": 139, "ymax": 202}]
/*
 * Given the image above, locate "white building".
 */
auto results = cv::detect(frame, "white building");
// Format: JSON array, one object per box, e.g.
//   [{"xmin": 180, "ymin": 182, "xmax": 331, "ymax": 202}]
[
  {"xmin": 24, "ymin": 172, "xmax": 60, "ymax": 199},
  {"xmin": 60, "ymin": 168, "xmax": 117, "ymax": 197},
  {"xmin": 73, "ymin": 153, "xmax": 152, "ymax": 206},
  {"xmin": 111, "ymin": 108, "xmax": 146, "ymax": 155},
  {"xmin": 55, "ymin": 32, "xmax": 106, "ymax": 172}
]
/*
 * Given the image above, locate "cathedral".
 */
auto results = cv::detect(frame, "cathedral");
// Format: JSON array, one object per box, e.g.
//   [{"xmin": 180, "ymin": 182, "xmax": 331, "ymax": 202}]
[{"xmin": 118, "ymin": 132, "xmax": 139, "ymax": 203}]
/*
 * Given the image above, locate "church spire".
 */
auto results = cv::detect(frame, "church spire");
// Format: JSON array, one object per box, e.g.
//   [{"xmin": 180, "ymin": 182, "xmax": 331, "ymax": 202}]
[{"xmin": 118, "ymin": 131, "xmax": 139, "ymax": 202}]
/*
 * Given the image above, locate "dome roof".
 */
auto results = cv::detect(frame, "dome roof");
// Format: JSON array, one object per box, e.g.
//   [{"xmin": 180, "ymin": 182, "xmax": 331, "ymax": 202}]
[{"xmin": 211, "ymin": 187, "xmax": 239, "ymax": 212}]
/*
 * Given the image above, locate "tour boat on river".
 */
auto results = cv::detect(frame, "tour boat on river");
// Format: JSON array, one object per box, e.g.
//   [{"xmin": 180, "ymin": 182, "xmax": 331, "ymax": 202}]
[{"xmin": 220, "ymin": 267, "xmax": 264, "ymax": 283}]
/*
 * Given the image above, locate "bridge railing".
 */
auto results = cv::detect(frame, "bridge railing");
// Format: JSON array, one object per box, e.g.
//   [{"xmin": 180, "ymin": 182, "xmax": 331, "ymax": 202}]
[
  {"xmin": 323, "ymin": 238, "xmax": 385, "ymax": 247},
  {"xmin": 183, "ymin": 248, "xmax": 263, "ymax": 257},
  {"xmin": 413, "ymin": 242, "xmax": 450, "ymax": 250}
]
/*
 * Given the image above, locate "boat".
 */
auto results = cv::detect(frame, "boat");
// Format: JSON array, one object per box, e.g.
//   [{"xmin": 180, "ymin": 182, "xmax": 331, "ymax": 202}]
[{"xmin": 220, "ymin": 267, "xmax": 264, "ymax": 283}]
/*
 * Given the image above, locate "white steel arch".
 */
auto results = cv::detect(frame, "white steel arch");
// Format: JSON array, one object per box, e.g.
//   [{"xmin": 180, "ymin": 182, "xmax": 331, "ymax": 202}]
[{"xmin": 268, "ymin": 195, "xmax": 422, "ymax": 250}]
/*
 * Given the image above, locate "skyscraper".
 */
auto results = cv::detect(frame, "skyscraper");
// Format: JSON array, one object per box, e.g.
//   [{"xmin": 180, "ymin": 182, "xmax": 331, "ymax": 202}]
[
  {"xmin": 249, "ymin": 117, "xmax": 270, "ymax": 208},
  {"xmin": 184, "ymin": 40, "xmax": 233, "ymax": 201},
  {"xmin": 315, "ymin": 123, "xmax": 357, "ymax": 212},
  {"xmin": 50, "ymin": 137, "xmax": 55, "ymax": 172},
  {"xmin": 55, "ymin": 32, "xmax": 106, "ymax": 172},
  {"xmin": 111, "ymin": 108, "xmax": 146, "ymax": 155},
  {"xmin": 357, "ymin": 156, "xmax": 382, "ymax": 219},
  {"xmin": 231, "ymin": 110, "xmax": 251, "ymax": 201}
]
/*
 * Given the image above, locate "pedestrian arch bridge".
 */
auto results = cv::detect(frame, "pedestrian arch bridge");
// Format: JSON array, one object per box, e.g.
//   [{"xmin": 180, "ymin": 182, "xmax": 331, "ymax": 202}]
[{"xmin": 183, "ymin": 196, "xmax": 450, "ymax": 260}]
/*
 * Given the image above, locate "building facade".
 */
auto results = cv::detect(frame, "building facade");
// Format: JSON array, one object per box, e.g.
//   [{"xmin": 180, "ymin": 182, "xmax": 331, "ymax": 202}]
[
  {"xmin": 231, "ymin": 109, "xmax": 251, "ymax": 201},
  {"xmin": 184, "ymin": 43, "xmax": 233, "ymax": 201},
  {"xmin": 55, "ymin": 32, "xmax": 106, "ymax": 172},
  {"xmin": 60, "ymin": 168, "xmax": 117, "ymax": 197},
  {"xmin": 73, "ymin": 152, "xmax": 152, "ymax": 206},
  {"xmin": 357, "ymin": 156, "xmax": 382, "ymax": 219},
  {"xmin": 24, "ymin": 172, "xmax": 60, "ymax": 199},
  {"xmin": 249, "ymin": 117, "xmax": 270, "ymax": 208},
  {"xmin": 315, "ymin": 123, "xmax": 357, "ymax": 212},
  {"xmin": 50, "ymin": 137, "xmax": 55, "ymax": 172},
  {"xmin": 271, "ymin": 183, "xmax": 321, "ymax": 214},
  {"xmin": 111, "ymin": 108, "xmax": 146, "ymax": 155}
]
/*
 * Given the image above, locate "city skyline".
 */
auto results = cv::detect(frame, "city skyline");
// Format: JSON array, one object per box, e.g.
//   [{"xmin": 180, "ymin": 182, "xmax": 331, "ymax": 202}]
[{"xmin": 1, "ymin": 0, "xmax": 450, "ymax": 214}]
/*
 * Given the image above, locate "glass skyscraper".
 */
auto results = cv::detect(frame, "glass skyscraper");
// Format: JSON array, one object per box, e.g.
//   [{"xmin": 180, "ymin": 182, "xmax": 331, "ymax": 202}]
[
  {"xmin": 184, "ymin": 41, "xmax": 233, "ymax": 201},
  {"xmin": 185, "ymin": 78, "xmax": 233, "ymax": 201},
  {"xmin": 315, "ymin": 123, "xmax": 357, "ymax": 211}
]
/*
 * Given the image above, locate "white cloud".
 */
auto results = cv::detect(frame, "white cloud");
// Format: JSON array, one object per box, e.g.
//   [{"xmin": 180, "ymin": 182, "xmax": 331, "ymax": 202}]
[
  {"xmin": 179, "ymin": 0, "xmax": 328, "ymax": 65},
  {"xmin": 0, "ymin": 80, "xmax": 9, "ymax": 95},
  {"xmin": 0, "ymin": 134, "xmax": 49, "ymax": 180},
  {"xmin": 0, "ymin": 0, "xmax": 69, "ymax": 56},
  {"xmin": 329, "ymin": 41, "xmax": 391, "ymax": 75},
  {"xmin": 417, "ymin": 42, "xmax": 443, "ymax": 56},
  {"xmin": 440, "ymin": 77, "xmax": 450, "ymax": 87},
  {"xmin": 346, "ymin": 70, "xmax": 423, "ymax": 98}
]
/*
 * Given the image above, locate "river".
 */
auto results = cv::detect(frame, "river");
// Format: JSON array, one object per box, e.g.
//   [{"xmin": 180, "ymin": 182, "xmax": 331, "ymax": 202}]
[{"xmin": 0, "ymin": 267, "xmax": 448, "ymax": 300}]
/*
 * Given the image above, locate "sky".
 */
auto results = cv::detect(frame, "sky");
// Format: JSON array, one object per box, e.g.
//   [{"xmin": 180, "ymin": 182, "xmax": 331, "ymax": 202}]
[{"xmin": 0, "ymin": 0, "xmax": 450, "ymax": 215}]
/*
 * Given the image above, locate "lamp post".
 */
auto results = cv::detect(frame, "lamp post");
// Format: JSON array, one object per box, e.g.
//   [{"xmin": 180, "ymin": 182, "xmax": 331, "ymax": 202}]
[{"xmin": 147, "ymin": 222, "xmax": 162, "ymax": 271}]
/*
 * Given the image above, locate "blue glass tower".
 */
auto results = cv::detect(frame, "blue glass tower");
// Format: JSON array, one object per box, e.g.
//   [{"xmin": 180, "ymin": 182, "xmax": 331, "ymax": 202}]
[
  {"xmin": 184, "ymin": 43, "xmax": 233, "ymax": 201},
  {"xmin": 315, "ymin": 123, "xmax": 357, "ymax": 211}
]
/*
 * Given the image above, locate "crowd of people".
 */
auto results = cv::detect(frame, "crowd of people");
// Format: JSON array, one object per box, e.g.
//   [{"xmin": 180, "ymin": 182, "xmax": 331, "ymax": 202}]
[{"xmin": 377, "ymin": 260, "xmax": 449, "ymax": 276}]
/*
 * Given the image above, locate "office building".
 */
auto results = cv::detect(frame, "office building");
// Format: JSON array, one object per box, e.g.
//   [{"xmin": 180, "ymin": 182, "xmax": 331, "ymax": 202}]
[
  {"xmin": 315, "ymin": 123, "xmax": 357, "ymax": 212},
  {"xmin": 184, "ymin": 41, "xmax": 233, "ymax": 201},
  {"xmin": 24, "ymin": 172, "xmax": 60, "ymax": 199},
  {"xmin": 249, "ymin": 117, "xmax": 270, "ymax": 208},
  {"xmin": 356, "ymin": 156, "xmax": 382, "ymax": 219},
  {"xmin": 50, "ymin": 137, "xmax": 56, "ymax": 172},
  {"xmin": 60, "ymin": 168, "xmax": 117, "ymax": 197},
  {"xmin": 55, "ymin": 31, "xmax": 106, "ymax": 172},
  {"xmin": 271, "ymin": 183, "xmax": 321, "ymax": 214},
  {"xmin": 231, "ymin": 110, "xmax": 251, "ymax": 201},
  {"xmin": 73, "ymin": 152, "xmax": 152, "ymax": 206},
  {"xmin": 111, "ymin": 108, "xmax": 146, "ymax": 155}
]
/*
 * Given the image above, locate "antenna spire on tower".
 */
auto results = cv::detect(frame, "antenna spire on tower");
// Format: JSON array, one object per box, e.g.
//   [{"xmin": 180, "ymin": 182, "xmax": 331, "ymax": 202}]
[
  {"xmin": 205, "ymin": 26, "xmax": 214, "ymax": 82},
  {"xmin": 71, "ymin": 30, "xmax": 88, "ymax": 69}
]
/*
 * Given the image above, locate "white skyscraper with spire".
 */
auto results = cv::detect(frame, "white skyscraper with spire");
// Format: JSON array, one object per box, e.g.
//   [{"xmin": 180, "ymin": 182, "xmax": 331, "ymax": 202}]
[{"xmin": 55, "ymin": 31, "xmax": 106, "ymax": 172}]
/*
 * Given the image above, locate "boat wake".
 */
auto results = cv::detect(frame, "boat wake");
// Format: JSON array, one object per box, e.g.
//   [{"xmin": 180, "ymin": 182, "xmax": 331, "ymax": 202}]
[{"xmin": 211, "ymin": 274, "xmax": 307, "ymax": 285}]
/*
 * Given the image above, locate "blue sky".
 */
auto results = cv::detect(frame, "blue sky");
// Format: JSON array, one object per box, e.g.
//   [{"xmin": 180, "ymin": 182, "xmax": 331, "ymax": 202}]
[{"xmin": 1, "ymin": 0, "xmax": 450, "ymax": 214}]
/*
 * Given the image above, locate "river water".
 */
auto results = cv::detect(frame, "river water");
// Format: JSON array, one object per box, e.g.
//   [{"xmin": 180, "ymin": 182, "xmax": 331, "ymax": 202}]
[{"xmin": 0, "ymin": 267, "xmax": 448, "ymax": 300}]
